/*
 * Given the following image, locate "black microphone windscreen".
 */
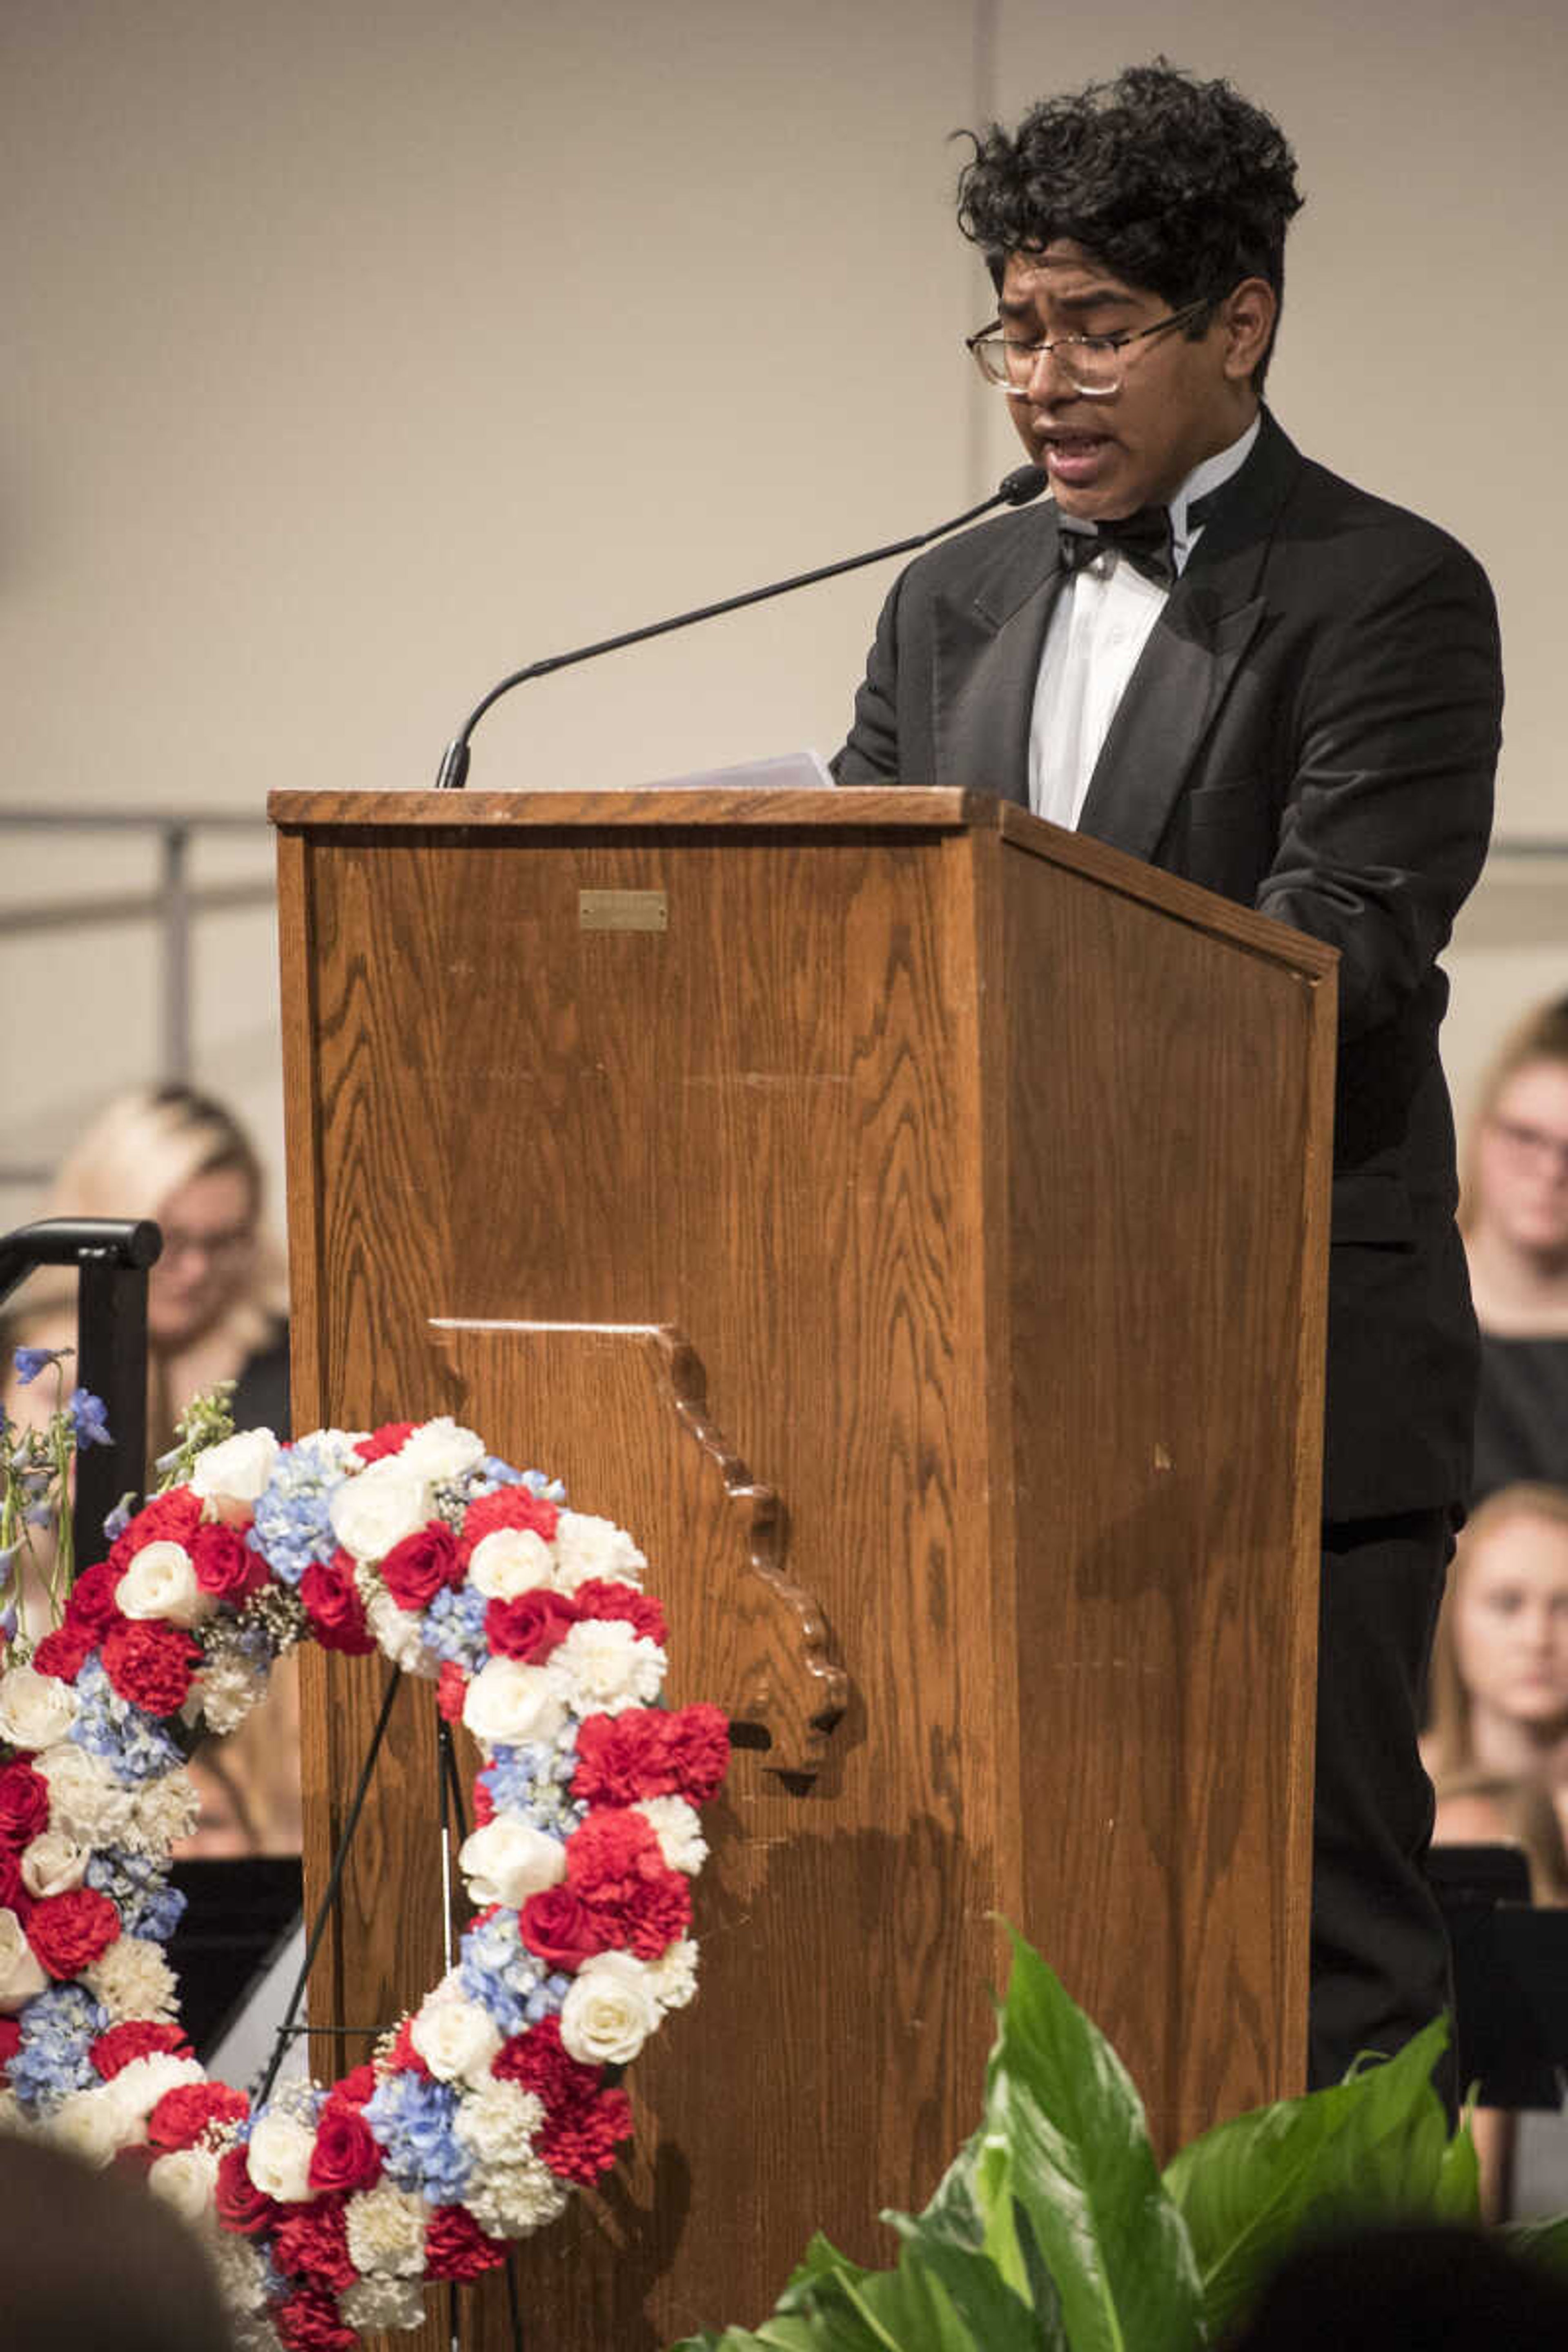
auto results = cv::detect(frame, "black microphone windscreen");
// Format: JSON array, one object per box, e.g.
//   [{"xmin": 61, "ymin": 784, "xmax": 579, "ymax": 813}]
[{"xmin": 998, "ymin": 464, "xmax": 1049, "ymax": 507}]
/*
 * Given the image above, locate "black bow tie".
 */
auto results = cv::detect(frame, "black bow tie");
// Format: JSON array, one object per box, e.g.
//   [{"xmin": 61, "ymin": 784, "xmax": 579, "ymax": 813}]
[{"xmin": 1058, "ymin": 505, "xmax": 1176, "ymax": 588}]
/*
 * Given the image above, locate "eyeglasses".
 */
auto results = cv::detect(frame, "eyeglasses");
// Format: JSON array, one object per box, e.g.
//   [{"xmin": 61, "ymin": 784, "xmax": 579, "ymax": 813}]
[
  {"xmin": 157, "ymin": 1223, "xmax": 256, "ymax": 1268},
  {"xmin": 965, "ymin": 297, "xmax": 1215, "ymax": 400},
  {"xmin": 1489, "ymin": 1116, "xmax": 1568, "ymax": 1181}
]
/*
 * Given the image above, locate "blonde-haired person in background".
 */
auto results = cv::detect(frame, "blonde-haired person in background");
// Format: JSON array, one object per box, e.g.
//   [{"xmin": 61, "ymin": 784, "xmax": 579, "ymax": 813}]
[
  {"xmin": 1424, "ymin": 1483, "xmax": 1568, "ymax": 1828},
  {"xmin": 1, "ymin": 1083, "xmax": 298, "ymax": 1856},
  {"xmin": 1461, "ymin": 996, "xmax": 1568, "ymax": 1504}
]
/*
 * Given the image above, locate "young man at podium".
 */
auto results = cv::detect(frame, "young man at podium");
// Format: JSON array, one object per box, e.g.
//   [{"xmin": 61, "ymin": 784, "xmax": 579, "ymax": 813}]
[{"xmin": 834, "ymin": 62, "xmax": 1502, "ymax": 2091}]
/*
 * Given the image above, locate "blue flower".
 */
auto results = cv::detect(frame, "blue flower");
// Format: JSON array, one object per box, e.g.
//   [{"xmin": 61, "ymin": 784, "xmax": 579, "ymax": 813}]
[
  {"xmin": 101, "ymin": 1493, "xmax": 136, "ymax": 1545},
  {"xmin": 11, "ymin": 1984, "xmax": 108, "ymax": 2112},
  {"xmin": 423, "ymin": 1583, "xmax": 490, "ymax": 1673},
  {"xmin": 248, "ymin": 1437, "xmax": 345, "ymax": 1587},
  {"xmin": 12, "ymin": 1347, "xmax": 64, "ymax": 1388},
  {"xmin": 71, "ymin": 1656, "xmax": 184, "ymax": 1781},
  {"xmin": 459, "ymin": 1906, "xmax": 550, "ymax": 2035},
  {"xmin": 68, "ymin": 1389, "xmax": 112, "ymax": 1450},
  {"xmin": 364, "ymin": 2071, "xmax": 471, "ymax": 2203}
]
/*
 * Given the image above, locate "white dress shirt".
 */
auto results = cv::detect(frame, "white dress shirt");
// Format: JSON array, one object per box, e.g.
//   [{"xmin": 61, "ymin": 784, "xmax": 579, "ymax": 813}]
[{"xmin": 1028, "ymin": 418, "xmax": 1261, "ymax": 828}]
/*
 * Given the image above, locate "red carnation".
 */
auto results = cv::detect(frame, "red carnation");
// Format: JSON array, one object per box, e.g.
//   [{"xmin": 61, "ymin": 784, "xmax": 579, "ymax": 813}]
[
  {"xmin": 0, "ymin": 2017, "xmax": 22, "ymax": 2071},
  {"xmin": 307, "ymin": 2100, "xmax": 383, "ymax": 2194},
  {"xmin": 484, "ymin": 1588, "xmax": 579, "ymax": 1663},
  {"xmin": 102, "ymin": 1619, "xmax": 200, "ymax": 1715},
  {"xmin": 354, "ymin": 1421, "xmax": 417, "ymax": 1463},
  {"xmin": 108, "ymin": 1489, "xmax": 202, "ymax": 1576},
  {"xmin": 492, "ymin": 2013, "xmax": 602, "ymax": 2109},
  {"xmin": 0, "ymin": 1760, "xmax": 51, "ymax": 1848},
  {"xmin": 332, "ymin": 2062, "xmax": 377, "ymax": 2109},
  {"xmin": 215, "ymin": 2144, "xmax": 283, "ymax": 2236},
  {"xmin": 472, "ymin": 1779, "xmax": 496, "ymax": 1826},
  {"xmin": 273, "ymin": 2284, "xmax": 358, "ymax": 2351},
  {"xmin": 518, "ymin": 1884, "xmax": 612, "ymax": 1972},
  {"xmin": 148, "ymin": 2079, "xmax": 250, "ymax": 2149},
  {"xmin": 27, "ymin": 1886, "xmax": 120, "ymax": 1977},
  {"xmin": 459, "ymin": 1485, "xmax": 559, "ymax": 1557},
  {"xmin": 572, "ymin": 1704, "xmax": 729, "ymax": 1807},
  {"xmin": 93, "ymin": 2020, "xmax": 192, "ymax": 2078},
  {"xmin": 385, "ymin": 2016, "xmax": 429, "ymax": 2076},
  {"xmin": 566, "ymin": 1809, "xmax": 691, "ymax": 1958},
  {"xmin": 62, "ymin": 1558, "xmax": 124, "ymax": 1637},
  {"xmin": 29, "ymin": 1626, "xmax": 93, "ymax": 1683},
  {"xmin": 571, "ymin": 1579, "xmax": 668, "ymax": 1646},
  {"xmin": 536, "ymin": 2085, "xmax": 633, "ymax": 2184},
  {"xmin": 274, "ymin": 2198, "xmax": 358, "ymax": 2294},
  {"xmin": 423, "ymin": 2203, "xmax": 509, "ymax": 2281},
  {"xmin": 436, "ymin": 1660, "xmax": 468, "ymax": 1723},
  {"xmin": 191, "ymin": 1520, "xmax": 269, "ymax": 1604},
  {"xmin": 300, "ymin": 1556, "xmax": 376, "ymax": 1655},
  {"xmin": 379, "ymin": 1522, "xmax": 463, "ymax": 1611}
]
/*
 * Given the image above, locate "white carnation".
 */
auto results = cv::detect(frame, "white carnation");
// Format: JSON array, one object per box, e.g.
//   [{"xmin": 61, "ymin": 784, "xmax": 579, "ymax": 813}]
[
  {"xmin": 558, "ymin": 1949, "xmax": 661, "ymax": 2065},
  {"xmin": 193, "ymin": 1654, "xmax": 267, "ymax": 1736},
  {"xmin": 233, "ymin": 2316, "xmax": 285, "ymax": 2352},
  {"xmin": 345, "ymin": 2181, "xmax": 429, "ymax": 2277},
  {"xmin": 0, "ymin": 1665, "xmax": 80, "ymax": 1751},
  {"xmin": 635, "ymin": 1797, "xmax": 708, "ymax": 1875},
  {"xmin": 36, "ymin": 1742, "xmax": 132, "ymax": 1844},
  {"xmin": 468, "ymin": 1528, "xmax": 555, "ymax": 1602},
  {"xmin": 48, "ymin": 2086, "xmax": 124, "ymax": 2165},
  {"xmin": 410, "ymin": 1988, "xmax": 502, "ymax": 2085},
  {"xmin": 394, "ymin": 1417, "xmax": 486, "ymax": 1484},
  {"xmin": 550, "ymin": 1510, "xmax": 646, "ymax": 1595},
  {"xmin": 127, "ymin": 1766, "xmax": 202, "ymax": 1854},
  {"xmin": 115, "ymin": 1539, "xmax": 209, "ymax": 1628},
  {"xmin": 645, "ymin": 1936, "xmax": 700, "ymax": 2013},
  {"xmin": 213, "ymin": 2231, "xmax": 271, "ymax": 2316},
  {"xmin": 329, "ymin": 1458, "xmax": 432, "ymax": 1563},
  {"xmin": 246, "ymin": 2111, "xmax": 318, "ymax": 2203},
  {"xmin": 453, "ymin": 2080, "xmax": 545, "ymax": 2167},
  {"xmin": 364, "ymin": 1586, "xmax": 440, "ymax": 1677},
  {"xmin": 339, "ymin": 2276, "xmax": 428, "ymax": 2332},
  {"xmin": 458, "ymin": 1820, "xmax": 566, "ymax": 1910},
  {"xmin": 108, "ymin": 2052, "xmax": 207, "ymax": 2127},
  {"xmin": 190, "ymin": 1426, "xmax": 280, "ymax": 1505},
  {"xmin": 20, "ymin": 1828, "xmax": 89, "ymax": 1898},
  {"xmin": 0, "ymin": 1907, "xmax": 48, "ymax": 2011},
  {"xmin": 85, "ymin": 1933, "xmax": 179, "ymax": 2021},
  {"xmin": 149, "ymin": 2144, "xmax": 219, "ymax": 2224},
  {"xmin": 465, "ymin": 2157, "xmax": 570, "ymax": 2238},
  {"xmin": 550, "ymin": 1619, "xmax": 665, "ymax": 1715},
  {"xmin": 463, "ymin": 1658, "xmax": 566, "ymax": 1750}
]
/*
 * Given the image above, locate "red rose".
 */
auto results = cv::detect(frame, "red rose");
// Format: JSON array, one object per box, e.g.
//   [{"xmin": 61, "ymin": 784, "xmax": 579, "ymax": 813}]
[
  {"xmin": 300, "ymin": 1557, "xmax": 376, "ymax": 1655},
  {"xmin": 102, "ymin": 1619, "xmax": 199, "ymax": 1715},
  {"xmin": 493, "ymin": 2013, "xmax": 602, "ymax": 2107},
  {"xmin": 148, "ymin": 2080, "xmax": 249, "ymax": 2149},
  {"xmin": 307, "ymin": 2100, "xmax": 383, "ymax": 2194},
  {"xmin": 0, "ymin": 1852, "xmax": 28, "ymax": 1915},
  {"xmin": 108, "ymin": 1490, "xmax": 202, "ymax": 1577},
  {"xmin": 436, "ymin": 1660, "xmax": 468, "ymax": 1723},
  {"xmin": 273, "ymin": 2198, "xmax": 357, "ymax": 2294},
  {"xmin": 459, "ymin": 1485, "xmax": 559, "ymax": 1557},
  {"xmin": 27, "ymin": 1886, "xmax": 120, "ymax": 1977},
  {"xmin": 29, "ymin": 1627, "xmax": 93, "ymax": 1683},
  {"xmin": 0, "ymin": 2017, "xmax": 22, "ymax": 2070},
  {"xmin": 572, "ymin": 1704, "xmax": 729, "ymax": 1807},
  {"xmin": 537, "ymin": 2085, "xmax": 633, "ymax": 2184},
  {"xmin": 190, "ymin": 1521, "xmax": 268, "ymax": 1603},
  {"xmin": 379, "ymin": 1522, "xmax": 463, "ymax": 1610},
  {"xmin": 272, "ymin": 2285, "xmax": 358, "ymax": 2351},
  {"xmin": 484, "ymin": 1588, "xmax": 579, "ymax": 1663},
  {"xmin": 215, "ymin": 2145, "xmax": 282, "ymax": 2236},
  {"xmin": 354, "ymin": 1421, "xmax": 417, "ymax": 1463},
  {"xmin": 571, "ymin": 1579, "xmax": 668, "ymax": 1646},
  {"xmin": 62, "ymin": 1559, "xmax": 123, "ymax": 1637},
  {"xmin": 93, "ymin": 2020, "xmax": 192, "ymax": 2078},
  {"xmin": 0, "ymin": 1761, "xmax": 51, "ymax": 1847},
  {"xmin": 423, "ymin": 2203, "xmax": 509, "ymax": 2281},
  {"xmin": 518, "ymin": 1885, "xmax": 612, "ymax": 1972}
]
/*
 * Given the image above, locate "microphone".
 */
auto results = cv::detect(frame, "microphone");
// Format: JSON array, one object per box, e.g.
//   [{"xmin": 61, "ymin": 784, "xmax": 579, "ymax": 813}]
[{"xmin": 433, "ymin": 463, "xmax": 1048, "ymax": 789}]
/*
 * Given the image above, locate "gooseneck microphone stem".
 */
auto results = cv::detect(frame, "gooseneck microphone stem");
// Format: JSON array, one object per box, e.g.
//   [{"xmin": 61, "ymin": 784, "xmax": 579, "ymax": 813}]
[{"xmin": 433, "ymin": 463, "xmax": 1048, "ymax": 789}]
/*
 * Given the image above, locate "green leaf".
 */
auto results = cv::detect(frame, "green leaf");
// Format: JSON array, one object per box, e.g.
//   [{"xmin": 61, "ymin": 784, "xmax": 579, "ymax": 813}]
[
  {"xmin": 884, "ymin": 2202, "xmax": 1058, "ymax": 2351},
  {"xmin": 1501, "ymin": 2216, "xmax": 1568, "ymax": 2277},
  {"xmin": 980, "ymin": 1926, "xmax": 1206, "ymax": 2352},
  {"xmin": 773, "ymin": 2233, "xmax": 872, "ymax": 2314},
  {"xmin": 1163, "ymin": 2017, "xmax": 1453, "ymax": 2339},
  {"xmin": 1433, "ymin": 2115, "xmax": 1481, "ymax": 2222}
]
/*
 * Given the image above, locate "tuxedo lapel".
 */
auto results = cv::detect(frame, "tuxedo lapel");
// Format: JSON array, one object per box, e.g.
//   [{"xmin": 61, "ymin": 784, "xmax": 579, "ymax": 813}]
[{"xmin": 931, "ymin": 513, "xmax": 1062, "ymax": 803}]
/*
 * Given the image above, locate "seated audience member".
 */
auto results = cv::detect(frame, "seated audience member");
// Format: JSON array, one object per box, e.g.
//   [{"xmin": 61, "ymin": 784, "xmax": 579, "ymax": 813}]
[
  {"xmin": 2, "ymin": 1082, "xmax": 299, "ymax": 1858},
  {"xmin": 1225, "ymin": 2223, "xmax": 1568, "ymax": 2350},
  {"xmin": 1423, "ymin": 1483, "xmax": 1568, "ymax": 1835},
  {"xmin": 1461, "ymin": 997, "xmax": 1568, "ymax": 1503}
]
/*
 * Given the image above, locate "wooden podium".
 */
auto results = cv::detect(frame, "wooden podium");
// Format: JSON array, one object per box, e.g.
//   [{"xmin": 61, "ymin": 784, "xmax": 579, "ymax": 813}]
[{"xmin": 270, "ymin": 784, "xmax": 1336, "ymax": 2351}]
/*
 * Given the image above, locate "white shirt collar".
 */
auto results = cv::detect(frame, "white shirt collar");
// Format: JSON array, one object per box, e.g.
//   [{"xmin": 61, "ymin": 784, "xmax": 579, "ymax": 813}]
[{"xmin": 1169, "ymin": 414, "xmax": 1261, "ymax": 561}]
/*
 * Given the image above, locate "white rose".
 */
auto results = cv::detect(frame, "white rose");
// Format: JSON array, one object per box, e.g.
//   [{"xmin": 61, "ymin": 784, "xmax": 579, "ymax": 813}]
[
  {"xmin": 409, "ymin": 1989, "xmax": 502, "ymax": 2085},
  {"xmin": 363, "ymin": 1586, "xmax": 440, "ymax": 1677},
  {"xmin": 20, "ymin": 1829, "xmax": 89, "ymax": 1898},
  {"xmin": 48, "ymin": 2087, "xmax": 122, "ymax": 2166},
  {"xmin": 190, "ymin": 1426, "xmax": 279, "ymax": 1504},
  {"xmin": 339, "ymin": 2277, "xmax": 428, "ymax": 2333},
  {"xmin": 635, "ymin": 1797, "xmax": 708, "ymax": 1875},
  {"xmin": 550, "ymin": 1510, "xmax": 646, "ymax": 1595},
  {"xmin": 645, "ymin": 1936, "xmax": 700, "ymax": 2013},
  {"xmin": 115, "ymin": 1539, "xmax": 209, "ymax": 1628},
  {"xmin": 328, "ymin": 1459, "xmax": 432, "ymax": 1563},
  {"xmin": 345, "ymin": 2182, "xmax": 429, "ymax": 2278},
  {"xmin": 452, "ymin": 2081, "xmax": 544, "ymax": 2167},
  {"xmin": 463, "ymin": 1658, "xmax": 566, "ymax": 1750},
  {"xmin": 149, "ymin": 2145, "xmax": 219, "ymax": 2224},
  {"xmin": 550, "ymin": 1619, "xmax": 665, "ymax": 1715},
  {"xmin": 0, "ymin": 1665, "xmax": 80, "ymax": 1751},
  {"xmin": 246, "ymin": 2111, "xmax": 319, "ymax": 2203},
  {"xmin": 36, "ymin": 1743, "xmax": 131, "ymax": 1844},
  {"xmin": 457, "ymin": 1820, "xmax": 566, "ymax": 1910},
  {"xmin": 0, "ymin": 1906, "xmax": 48, "ymax": 2011},
  {"xmin": 558, "ymin": 1950, "xmax": 661, "ymax": 2066},
  {"xmin": 468, "ymin": 1528, "xmax": 555, "ymax": 1602},
  {"xmin": 394, "ymin": 1418, "xmax": 486, "ymax": 1484}
]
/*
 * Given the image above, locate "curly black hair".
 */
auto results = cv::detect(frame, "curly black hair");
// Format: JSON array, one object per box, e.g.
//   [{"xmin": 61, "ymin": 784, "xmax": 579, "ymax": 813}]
[{"xmin": 956, "ymin": 61, "xmax": 1303, "ymax": 383}]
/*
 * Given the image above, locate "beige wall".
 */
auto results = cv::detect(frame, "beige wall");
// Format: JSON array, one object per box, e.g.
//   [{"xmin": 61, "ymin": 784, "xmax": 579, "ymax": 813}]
[{"xmin": 3, "ymin": 0, "xmax": 1564, "ymax": 1220}]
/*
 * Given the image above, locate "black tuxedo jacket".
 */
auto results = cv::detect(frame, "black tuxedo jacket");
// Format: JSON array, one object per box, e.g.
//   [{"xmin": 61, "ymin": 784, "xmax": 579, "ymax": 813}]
[{"xmin": 834, "ymin": 412, "xmax": 1503, "ymax": 1520}]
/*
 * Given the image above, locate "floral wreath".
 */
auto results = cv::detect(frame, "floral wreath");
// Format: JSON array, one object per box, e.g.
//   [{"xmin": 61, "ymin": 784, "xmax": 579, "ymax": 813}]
[{"xmin": 0, "ymin": 1413, "xmax": 729, "ymax": 2350}]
